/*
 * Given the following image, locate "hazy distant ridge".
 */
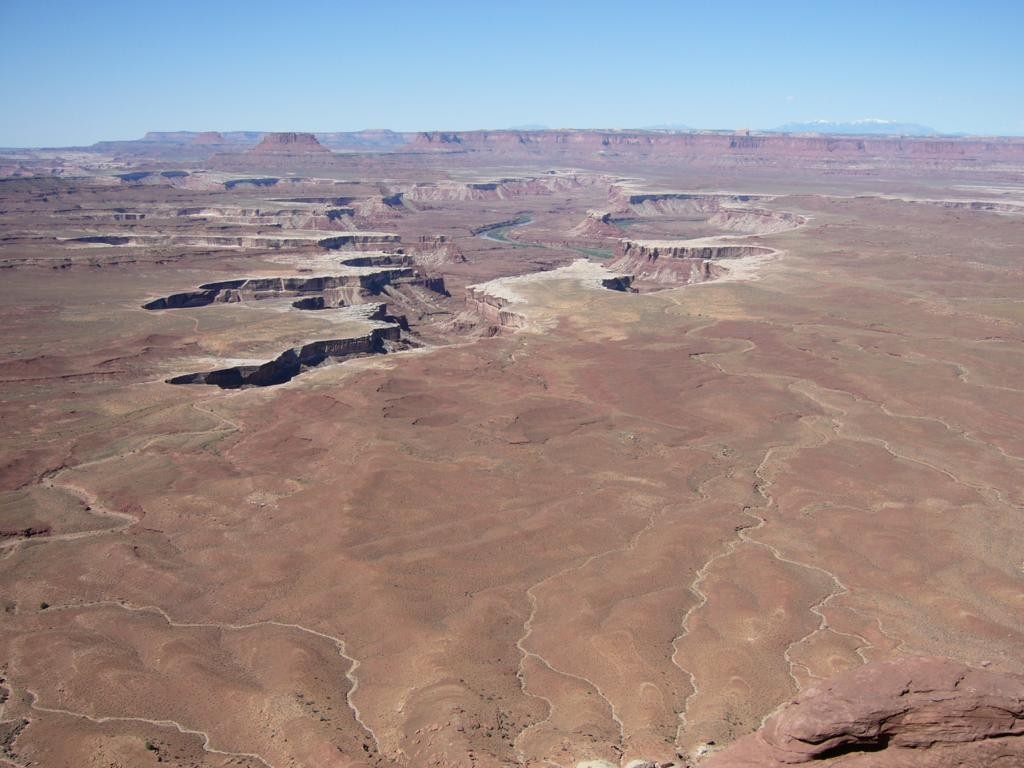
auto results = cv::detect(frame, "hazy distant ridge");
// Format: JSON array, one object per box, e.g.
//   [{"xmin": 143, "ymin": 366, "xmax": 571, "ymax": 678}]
[{"xmin": 772, "ymin": 119, "xmax": 941, "ymax": 136}]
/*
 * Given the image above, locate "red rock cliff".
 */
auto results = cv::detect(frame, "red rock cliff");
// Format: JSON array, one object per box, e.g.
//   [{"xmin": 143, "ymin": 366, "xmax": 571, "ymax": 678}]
[{"xmin": 411, "ymin": 130, "xmax": 1024, "ymax": 167}]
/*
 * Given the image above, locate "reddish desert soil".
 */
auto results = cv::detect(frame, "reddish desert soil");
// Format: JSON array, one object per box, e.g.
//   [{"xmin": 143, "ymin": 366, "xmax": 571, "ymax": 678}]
[{"xmin": 1, "ymin": 135, "xmax": 1023, "ymax": 767}]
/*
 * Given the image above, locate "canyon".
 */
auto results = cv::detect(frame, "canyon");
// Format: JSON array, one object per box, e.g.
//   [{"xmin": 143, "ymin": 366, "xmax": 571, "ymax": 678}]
[{"xmin": 0, "ymin": 128, "xmax": 1023, "ymax": 768}]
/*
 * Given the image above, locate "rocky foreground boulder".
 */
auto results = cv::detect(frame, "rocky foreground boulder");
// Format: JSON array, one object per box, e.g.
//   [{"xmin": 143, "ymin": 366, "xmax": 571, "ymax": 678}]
[{"xmin": 702, "ymin": 657, "xmax": 1024, "ymax": 767}]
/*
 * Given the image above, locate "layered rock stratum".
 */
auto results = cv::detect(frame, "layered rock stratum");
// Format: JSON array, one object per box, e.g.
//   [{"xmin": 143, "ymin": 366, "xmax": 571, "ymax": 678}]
[{"xmin": 412, "ymin": 130, "xmax": 1024, "ymax": 164}]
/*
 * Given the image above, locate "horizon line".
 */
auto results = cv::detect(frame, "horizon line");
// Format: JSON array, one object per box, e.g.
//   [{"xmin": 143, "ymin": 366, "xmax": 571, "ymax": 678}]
[{"xmin": 6, "ymin": 126, "xmax": 1024, "ymax": 151}]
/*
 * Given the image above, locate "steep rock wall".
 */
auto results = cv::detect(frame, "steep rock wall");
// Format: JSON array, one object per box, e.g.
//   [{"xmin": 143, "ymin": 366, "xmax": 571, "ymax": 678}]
[
  {"xmin": 167, "ymin": 326, "xmax": 404, "ymax": 388},
  {"xmin": 464, "ymin": 286, "xmax": 527, "ymax": 329},
  {"xmin": 612, "ymin": 240, "xmax": 773, "ymax": 284},
  {"xmin": 402, "ymin": 174, "xmax": 598, "ymax": 203},
  {"xmin": 143, "ymin": 269, "xmax": 446, "ymax": 310}
]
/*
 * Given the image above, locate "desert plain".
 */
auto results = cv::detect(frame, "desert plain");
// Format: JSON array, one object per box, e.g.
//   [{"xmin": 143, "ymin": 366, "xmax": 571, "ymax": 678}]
[{"xmin": 0, "ymin": 130, "xmax": 1023, "ymax": 767}]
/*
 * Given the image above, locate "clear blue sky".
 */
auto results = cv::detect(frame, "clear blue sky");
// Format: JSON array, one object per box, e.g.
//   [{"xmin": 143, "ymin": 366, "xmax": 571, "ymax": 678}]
[{"xmin": 2, "ymin": 0, "xmax": 1022, "ymax": 146}]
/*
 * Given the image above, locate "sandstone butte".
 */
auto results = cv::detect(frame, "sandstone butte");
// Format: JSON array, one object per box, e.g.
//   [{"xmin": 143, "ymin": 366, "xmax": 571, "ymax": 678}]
[
  {"xmin": 191, "ymin": 131, "xmax": 226, "ymax": 145},
  {"xmin": 248, "ymin": 131, "xmax": 332, "ymax": 154},
  {"xmin": 702, "ymin": 657, "xmax": 1024, "ymax": 767}
]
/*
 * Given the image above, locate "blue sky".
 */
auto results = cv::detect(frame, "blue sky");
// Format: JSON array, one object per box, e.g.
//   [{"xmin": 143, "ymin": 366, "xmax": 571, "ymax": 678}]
[{"xmin": 2, "ymin": 0, "xmax": 1022, "ymax": 146}]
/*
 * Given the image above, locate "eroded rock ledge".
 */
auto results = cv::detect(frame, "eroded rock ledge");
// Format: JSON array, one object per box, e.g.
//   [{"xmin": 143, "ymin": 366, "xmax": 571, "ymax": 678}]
[
  {"xmin": 168, "ymin": 325, "xmax": 411, "ymax": 388},
  {"xmin": 612, "ymin": 240, "xmax": 776, "ymax": 285},
  {"xmin": 464, "ymin": 260, "xmax": 636, "ymax": 331},
  {"xmin": 65, "ymin": 231, "xmax": 399, "ymax": 250},
  {"xmin": 606, "ymin": 190, "xmax": 807, "ymax": 236},
  {"xmin": 142, "ymin": 267, "xmax": 447, "ymax": 310},
  {"xmin": 402, "ymin": 173, "xmax": 603, "ymax": 202},
  {"xmin": 464, "ymin": 285, "xmax": 529, "ymax": 329},
  {"xmin": 701, "ymin": 657, "xmax": 1024, "ymax": 767}
]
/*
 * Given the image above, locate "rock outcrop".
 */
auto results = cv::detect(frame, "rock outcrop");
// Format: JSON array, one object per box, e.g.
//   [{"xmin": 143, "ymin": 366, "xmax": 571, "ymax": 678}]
[
  {"xmin": 248, "ymin": 132, "xmax": 331, "ymax": 155},
  {"xmin": 570, "ymin": 211, "xmax": 623, "ymax": 238},
  {"xmin": 701, "ymin": 657, "xmax": 1024, "ymax": 767},
  {"xmin": 318, "ymin": 232, "xmax": 400, "ymax": 249},
  {"xmin": 175, "ymin": 203, "xmax": 356, "ymax": 230},
  {"xmin": 69, "ymin": 229, "xmax": 397, "ymax": 251},
  {"xmin": 223, "ymin": 177, "xmax": 280, "ymax": 189},
  {"xmin": 607, "ymin": 190, "xmax": 807, "ymax": 236},
  {"xmin": 168, "ymin": 326, "xmax": 407, "ymax": 388},
  {"xmin": 143, "ymin": 269, "xmax": 446, "ymax": 310},
  {"xmin": 353, "ymin": 192, "xmax": 408, "ymax": 222},
  {"xmin": 65, "ymin": 230, "xmax": 398, "ymax": 251},
  {"xmin": 611, "ymin": 191, "xmax": 765, "ymax": 216},
  {"xmin": 411, "ymin": 235, "xmax": 465, "ymax": 266},
  {"xmin": 618, "ymin": 241, "xmax": 774, "ymax": 262},
  {"xmin": 600, "ymin": 275, "xmax": 636, "ymax": 292},
  {"xmin": 402, "ymin": 174, "xmax": 593, "ymax": 202},
  {"xmin": 67, "ymin": 235, "xmax": 132, "ymax": 246},
  {"xmin": 464, "ymin": 286, "xmax": 528, "ymax": 330},
  {"xmin": 612, "ymin": 240, "xmax": 774, "ymax": 285},
  {"xmin": 708, "ymin": 206, "xmax": 805, "ymax": 235},
  {"xmin": 464, "ymin": 260, "xmax": 636, "ymax": 330}
]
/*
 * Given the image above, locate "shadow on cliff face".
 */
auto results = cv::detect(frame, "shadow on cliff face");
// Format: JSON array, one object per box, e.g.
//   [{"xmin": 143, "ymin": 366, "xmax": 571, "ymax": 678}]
[
  {"xmin": 167, "ymin": 327, "xmax": 415, "ymax": 388},
  {"xmin": 223, "ymin": 177, "xmax": 279, "ymax": 190},
  {"xmin": 142, "ymin": 269, "xmax": 448, "ymax": 311},
  {"xmin": 68, "ymin": 235, "xmax": 132, "ymax": 246},
  {"xmin": 292, "ymin": 296, "xmax": 332, "ymax": 310},
  {"xmin": 148, "ymin": 255, "xmax": 444, "ymax": 388},
  {"xmin": 600, "ymin": 275, "xmax": 635, "ymax": 292}
]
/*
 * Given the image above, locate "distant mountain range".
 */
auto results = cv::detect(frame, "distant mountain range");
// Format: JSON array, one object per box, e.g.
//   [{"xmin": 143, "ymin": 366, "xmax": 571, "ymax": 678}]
[{"xmin": 771, "ymin": 119, "xmax": 942, "ymax": 136}]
